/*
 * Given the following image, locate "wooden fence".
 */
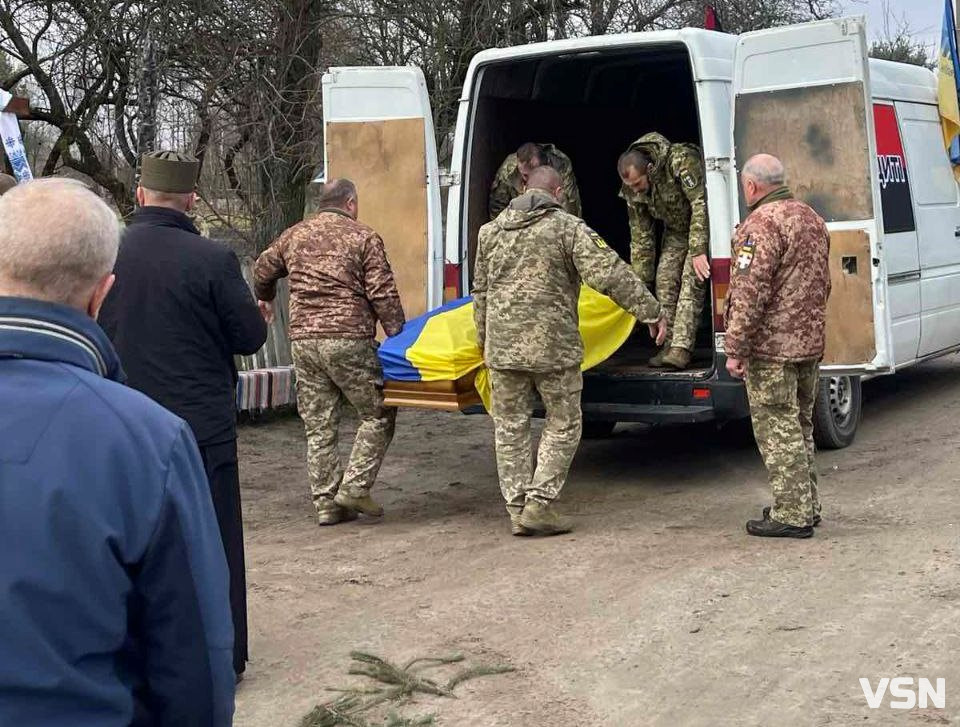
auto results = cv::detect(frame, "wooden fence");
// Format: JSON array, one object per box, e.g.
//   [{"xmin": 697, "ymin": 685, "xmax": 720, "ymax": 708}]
[
  {"xmin": 237, "ymin": 260, "xmax": 292, "ymax": 370},
  {"xmin": 234, "ymin": 260, "xmax": 297, "ymax": 412}
]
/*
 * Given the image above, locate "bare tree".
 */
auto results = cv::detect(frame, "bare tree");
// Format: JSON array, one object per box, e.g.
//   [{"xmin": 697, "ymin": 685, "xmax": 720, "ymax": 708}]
[
  {"xmin": 868, "ymin": 0, "xmax": 932, "ymax": 68},
  {"xmin": 0, "ymin": 0, "xmax": 148, "ymax": 212},
  {"xmin": 0, "ymin": 0, "xmax": 841, "ymax": 245}
]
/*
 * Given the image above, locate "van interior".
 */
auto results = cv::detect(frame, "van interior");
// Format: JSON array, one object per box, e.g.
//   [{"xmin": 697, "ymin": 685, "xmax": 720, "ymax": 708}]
[{"xmin": 463, "ymin": 43, "xmax": 714, "ymax": 376}]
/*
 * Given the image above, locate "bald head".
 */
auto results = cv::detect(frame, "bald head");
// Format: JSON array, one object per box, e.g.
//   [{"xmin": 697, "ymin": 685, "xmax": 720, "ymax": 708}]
[
  {"xmin": 0, "ymin": 179, "xmax": 120, "ymax": 313},
  {"xmin": 741, "ymin": 154, "xmax": 785, "ymax": 206},
  {"xmin": 525, "ymin": 165, "xmax": 563, "ymax": 196},
  {"xmin": 314, "ymin": 178, "xmax": 359, "ymax": 219},
  {"xmin": 0, "ymin": 173, "xmax": 16, "ymax": 196}
]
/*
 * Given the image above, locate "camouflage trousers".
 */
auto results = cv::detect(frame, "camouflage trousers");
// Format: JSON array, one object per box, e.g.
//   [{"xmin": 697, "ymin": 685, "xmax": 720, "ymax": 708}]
[
  {"xmin": 636, "ymin": 229, "xmax": 706, "ymax": 352},
  {"xmin": 746, "ymin": 358, "xmax": 822, "ymax": 528},
  {"xmin": 291, "ymin": 338, "xmax": 397, "ymax": 513},
  {"xmin": 488, "ymin": 367, "xmax": 583, "ymax": 515}
]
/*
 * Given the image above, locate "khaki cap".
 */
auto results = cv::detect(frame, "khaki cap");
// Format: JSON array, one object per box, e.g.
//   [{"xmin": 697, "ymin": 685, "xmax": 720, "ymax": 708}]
[{"xmin": 140, "ymin": 150, "xmax": 199, "ymax": 193}]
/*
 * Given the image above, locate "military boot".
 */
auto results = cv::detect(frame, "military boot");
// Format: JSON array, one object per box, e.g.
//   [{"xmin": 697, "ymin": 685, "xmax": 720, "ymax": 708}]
[
  {"xmin": 648, "ymin": 349, "xmax": 668, "ymax": 367},
  {"xmin": 746, "ymin": 517, "xmax": 813, "ymax": 539},
  {"xmin": 334, "ymin": 490, "xmax": 385, "ymax": 517},
  {"xmin": 315, "ymin": 500, "xmax": 359, "ymax": 526},
  {"xmin": 510, "ymin": 512, "xmax": 533, "ymax": 536},
  {"xmin": 661, "ymin": 347, "xmax": 691, "ymax": 370},
  {"xmin": 763, "ymin": 505, "xmax": 821, "ymax": 528},
  {"xmin": 519, "ymin": 501, "xmax": 573, "ymax": 535}
]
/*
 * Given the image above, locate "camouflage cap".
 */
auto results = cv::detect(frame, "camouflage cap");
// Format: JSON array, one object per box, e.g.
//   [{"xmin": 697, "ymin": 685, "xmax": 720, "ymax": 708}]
[
  {"xmin": 0, "ymin": 173, "xmax": 16, "ymax": 196},
  {"xmin": 140, "ymin": 150, "xmax": 199, "ymax": 193}
]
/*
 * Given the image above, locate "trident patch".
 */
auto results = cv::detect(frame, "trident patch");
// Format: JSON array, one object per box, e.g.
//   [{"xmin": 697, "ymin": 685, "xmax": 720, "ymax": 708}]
[
  {"xmin": 589, "ymin": 232, "xmax": 609, "ymax": 249},
  {"xmin": 736, "ymin": 237, "xmax": 755, "ymax": 270}
]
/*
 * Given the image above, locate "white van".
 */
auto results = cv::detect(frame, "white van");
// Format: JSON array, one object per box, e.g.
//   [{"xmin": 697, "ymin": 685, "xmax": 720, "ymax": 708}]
[{"xmin": 320, "ymin": 16, "xmax": 960, "ymax": 449}]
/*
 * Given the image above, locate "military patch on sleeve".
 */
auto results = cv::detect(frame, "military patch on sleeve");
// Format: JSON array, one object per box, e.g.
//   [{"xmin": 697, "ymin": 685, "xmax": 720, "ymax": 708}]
[
  {"xmin": 589, "ymin": 232, "xmax": 609, "ymax": 249},
  {"xmin": 680, "ymin": 169, "xmax": 698, "ymax": 190},
  {"xmin": 736, "ymin": 237, "xmax": 755, "ymax": 270}
]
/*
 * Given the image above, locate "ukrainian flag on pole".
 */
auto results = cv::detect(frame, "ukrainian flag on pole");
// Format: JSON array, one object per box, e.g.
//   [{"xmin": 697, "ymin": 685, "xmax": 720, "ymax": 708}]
[{"xmin": 938, "ymin": 0, "xmax": 960, "ymax": 171}]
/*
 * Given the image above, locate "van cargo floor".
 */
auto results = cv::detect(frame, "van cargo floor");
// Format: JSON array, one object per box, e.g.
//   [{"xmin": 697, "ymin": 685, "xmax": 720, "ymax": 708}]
[{"xmin": 590, "ymin": 344, "xmax": 714, "ymax": 378}]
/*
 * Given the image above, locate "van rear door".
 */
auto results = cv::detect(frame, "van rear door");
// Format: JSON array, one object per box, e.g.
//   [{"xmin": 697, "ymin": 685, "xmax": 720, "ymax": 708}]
[
  {"xmin": 731, "ymin": 16, "xmax": 894, "ymax": 373},
  {"xmin": 321, "ymin": 67, "xmax": 443, "ymax": 319}
]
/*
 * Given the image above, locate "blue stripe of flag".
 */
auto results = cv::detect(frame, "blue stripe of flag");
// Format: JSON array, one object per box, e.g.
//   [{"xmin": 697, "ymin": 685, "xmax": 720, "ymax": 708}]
[{"xmin": 378, "ymin": 296, "xmax": 473, "ymax": 381}]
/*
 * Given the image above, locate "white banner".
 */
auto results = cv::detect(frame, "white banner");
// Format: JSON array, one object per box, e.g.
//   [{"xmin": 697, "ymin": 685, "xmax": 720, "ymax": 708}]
[{"xmin": 0, "ymin": 89, "xmax": 33, "ymax": 182}]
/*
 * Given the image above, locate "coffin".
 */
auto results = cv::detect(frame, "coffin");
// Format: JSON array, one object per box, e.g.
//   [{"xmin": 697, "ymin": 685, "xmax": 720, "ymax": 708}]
[{"xmin": 383, "ymin": 370, "xmax": 482, "ymax": 412}]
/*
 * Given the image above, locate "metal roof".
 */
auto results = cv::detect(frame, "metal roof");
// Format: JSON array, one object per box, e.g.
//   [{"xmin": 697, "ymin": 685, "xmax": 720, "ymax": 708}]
[{"xmin": 466, "ymin": 29, "xmax": 936, "ymax": 104}]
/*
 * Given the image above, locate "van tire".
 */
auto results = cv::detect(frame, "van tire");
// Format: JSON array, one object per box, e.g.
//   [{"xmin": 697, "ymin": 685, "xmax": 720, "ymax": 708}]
[
  {"xmin": 813, "ymin": 375, "xmax": 861, "ymax": 450},
  {"xmin": 582, "ymin": 420, "xmax": 617, "ymax": 439}
]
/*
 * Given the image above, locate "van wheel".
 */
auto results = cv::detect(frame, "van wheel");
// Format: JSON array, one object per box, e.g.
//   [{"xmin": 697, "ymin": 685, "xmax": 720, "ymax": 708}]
[
  {"xmin": 582, "ymin": 420, "xmax": 617, "ymax": 439},
  {"xmin": 813, "ymin": 375, "xmax": 861, "ymax": 450}
]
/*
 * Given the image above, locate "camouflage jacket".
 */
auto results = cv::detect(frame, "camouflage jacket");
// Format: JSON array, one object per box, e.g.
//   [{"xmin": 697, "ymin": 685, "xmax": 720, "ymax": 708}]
[
  {"xmin": 473, "ymin": 189, "xmax": 662, "ymax": 372},
  {"xmin": 620, "ymin": 133, "xmax": 708, "ymax": 281},
  {"xmin": 724, "ymin": 188, "xmax": 831, "ymax": 362},
  {"xmin": 488, "ymin": 144, "xmax": 582, "ymax": 220},
  {"xmin": 254, "ymin": 209, "xmax": 405, "ymax": 341}
]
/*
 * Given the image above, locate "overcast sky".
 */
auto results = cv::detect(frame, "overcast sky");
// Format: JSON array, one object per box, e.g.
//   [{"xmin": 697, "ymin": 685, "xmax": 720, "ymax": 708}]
[{"xmin": 841, "ymin": 0, "xmax": 944, "ymax": 54}]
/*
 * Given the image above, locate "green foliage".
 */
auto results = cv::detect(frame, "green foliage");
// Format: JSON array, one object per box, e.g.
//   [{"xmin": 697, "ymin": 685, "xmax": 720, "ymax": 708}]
[{"xmin": 870, "ymin": 33, "xmax": 932, "ymax": 68}]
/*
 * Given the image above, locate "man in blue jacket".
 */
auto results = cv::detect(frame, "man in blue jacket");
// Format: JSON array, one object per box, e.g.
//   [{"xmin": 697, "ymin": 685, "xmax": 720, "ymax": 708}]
[{"xmin": 0, "ymin": 178, "xmax": 235, "ymax": 725}]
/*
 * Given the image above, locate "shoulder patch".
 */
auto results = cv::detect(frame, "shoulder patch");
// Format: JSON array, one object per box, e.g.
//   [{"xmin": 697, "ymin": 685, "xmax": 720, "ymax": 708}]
[
  {"xmin": 735, "ymin": 236, "xmax": 755, "ymax": 270},
  {"xmin": 680, "ymin": 169, "xmax": 698, "ymax": 190},
  {"xmin": 589, "ymin": 231, "xmax": 609, "ymax": 249}
]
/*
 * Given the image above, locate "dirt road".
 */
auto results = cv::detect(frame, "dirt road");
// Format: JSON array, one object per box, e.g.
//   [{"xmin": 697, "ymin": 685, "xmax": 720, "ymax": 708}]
[{"xmin": 235, "ymin": 359, "xmax": 960, "ymax": 726}]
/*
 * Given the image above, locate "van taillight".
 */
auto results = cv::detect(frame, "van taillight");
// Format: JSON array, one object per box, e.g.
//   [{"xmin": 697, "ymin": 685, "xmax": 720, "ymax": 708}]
[
  {"xmin": 444, "ymin": 263, "xmax": 461, "ymax": 301},
  {"xmin": 693, "ymin": 387, "xmax": 711, "ymax": 400},
  {"xmin": 711, "ymin": 258, "xmax": 730, "ymax": 332}
]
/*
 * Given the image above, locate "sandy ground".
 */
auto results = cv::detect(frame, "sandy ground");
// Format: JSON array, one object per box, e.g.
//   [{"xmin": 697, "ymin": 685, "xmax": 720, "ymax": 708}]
[{"xmin": 234, "ymin": 359, "xmax": 960, "ymax": 727}]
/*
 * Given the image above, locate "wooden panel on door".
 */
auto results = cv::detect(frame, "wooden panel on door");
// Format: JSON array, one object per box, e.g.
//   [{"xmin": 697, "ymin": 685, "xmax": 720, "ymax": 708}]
[
  {"xmin": 325, "ymin": 118, "xmax": 429, "ymax": 327},
  {"xmin": 823, "ymin": 229, "xmax": 877, "ymax": 365}
]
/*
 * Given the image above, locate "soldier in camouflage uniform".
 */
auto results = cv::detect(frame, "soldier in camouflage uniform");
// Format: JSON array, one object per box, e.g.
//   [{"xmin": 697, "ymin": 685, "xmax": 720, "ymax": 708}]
[
  {"xmin": 724, "ymin": 154, "xmax": 831, "ymax": 539},
  {"xmin": 473, "ymin": 166, "xmax": 665, "ymax": 536},
  {"xmin": 489, "ymin": 142, "xmax": 581, "ymax": 220},
  {"xmin": 618, "ymin": 133, "xmax": 710, "ymax": 370},
  {"xmin": 254, "ymin": 179, "xmax": 405, "ymax": 525}
]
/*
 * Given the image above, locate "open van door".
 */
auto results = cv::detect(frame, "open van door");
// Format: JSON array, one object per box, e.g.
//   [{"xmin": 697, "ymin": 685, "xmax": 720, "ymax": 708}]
[
  {"xmin": 731, "ymin": 16, "xmax": 894, "ymax": 374},
  {"xmin": 321, "ymin": 67, "xmax": 443, "ymax": 320}
]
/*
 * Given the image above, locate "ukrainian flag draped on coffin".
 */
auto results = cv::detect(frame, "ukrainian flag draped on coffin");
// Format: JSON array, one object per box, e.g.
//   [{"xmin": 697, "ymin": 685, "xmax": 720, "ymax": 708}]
[
  {"xmin": 938, "ymin": 0, "xmax": 960, "ymax": 173},
  {"xmin": 378, "ymin": 286, "xmax": 637, "ymax": 409}
]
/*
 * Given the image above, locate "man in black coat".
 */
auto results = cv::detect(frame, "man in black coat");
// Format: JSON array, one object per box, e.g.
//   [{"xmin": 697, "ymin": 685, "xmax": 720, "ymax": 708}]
[{"xmin": 99, "ymin": 150, "xmax": 267, "ymax": 681}]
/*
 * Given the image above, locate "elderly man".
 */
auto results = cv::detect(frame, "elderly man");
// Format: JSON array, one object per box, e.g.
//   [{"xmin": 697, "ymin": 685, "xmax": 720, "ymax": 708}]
[
  {"xmin": 724, "ymin": 154, "xmax": 831, "ymax": 539},
  {"xmin": 474, "ymin": 166, "xmax": 665, "ymax": 536},
  {"xmin": 99, "ymin": 150, "xmax": 267, "ymax": 680},
  {"xmin": 618, "ymin": 133, "xmax": 710, "ymax": 370},
  {"xmin": 0, "ymin": 172, "xmax": 15, "ymax": 195},
  {"xmin": 0, "ymin": 179, "xmax": 234, "ymax": 725},
  {"xmin": 489, "ymin": 142, "xmax": 581, "ymax": 219},
  {"xmin": 254, "ymin": 179, "xmax": 405, "ymax": 524}
]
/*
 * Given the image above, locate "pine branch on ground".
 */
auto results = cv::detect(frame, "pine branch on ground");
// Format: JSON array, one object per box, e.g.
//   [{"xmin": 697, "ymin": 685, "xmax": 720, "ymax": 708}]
[
  {"xmin": 300, "ymin": 650, "xmax": 516, "ymax": 726},
  {"xmin": 445, "ymin": 664, "xmax": 516, "ymax": 691}
]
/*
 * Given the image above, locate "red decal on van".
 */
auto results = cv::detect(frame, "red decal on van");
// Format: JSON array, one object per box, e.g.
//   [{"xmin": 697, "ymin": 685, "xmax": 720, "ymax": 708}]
[{"xmin": 873, "ymin": 103, "xmax": 916, "ymax": 234}]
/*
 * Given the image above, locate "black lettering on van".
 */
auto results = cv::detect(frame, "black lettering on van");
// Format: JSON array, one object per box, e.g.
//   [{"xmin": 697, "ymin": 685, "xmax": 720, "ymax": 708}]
[{"xmin": 877, "ymin": 154, "xmax": 907, "ymax": 190}]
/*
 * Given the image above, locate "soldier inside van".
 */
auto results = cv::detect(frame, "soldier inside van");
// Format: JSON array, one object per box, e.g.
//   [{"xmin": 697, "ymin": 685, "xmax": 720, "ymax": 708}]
[
  {"xmin": 489, "ymin": 142, "xmax": 581, "ymax": 220},
  {"xmin": 618, "ymin": 133, "xmax": 711, "ymax": 370}
]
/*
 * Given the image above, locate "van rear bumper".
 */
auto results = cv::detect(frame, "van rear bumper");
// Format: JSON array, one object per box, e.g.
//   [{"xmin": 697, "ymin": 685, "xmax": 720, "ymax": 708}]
[
  {"xmin": 580, "ymin": 370, "xmax": 750, "ymax": 425},
  {"xmin": 581, "ymin": 402, "xmax": 716, "ymax": 423}
]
